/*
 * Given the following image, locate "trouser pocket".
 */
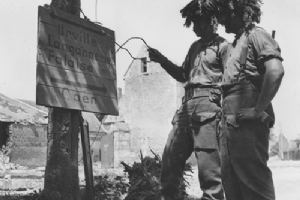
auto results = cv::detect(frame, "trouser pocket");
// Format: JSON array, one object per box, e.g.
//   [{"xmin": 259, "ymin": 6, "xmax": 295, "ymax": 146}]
[{"xmin": 191, "ymin": 111, "xmax": 219, "ymax": 149}]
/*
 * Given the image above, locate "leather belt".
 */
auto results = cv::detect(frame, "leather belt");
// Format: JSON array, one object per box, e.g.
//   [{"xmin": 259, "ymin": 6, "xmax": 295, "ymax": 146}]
[
  {"xmin": 221, "ymin": 81, "xmax": 255, "ymax": 96},
  {"xmin": 182, "ymin": 87, "xmax": 220, "ymax": 103}
]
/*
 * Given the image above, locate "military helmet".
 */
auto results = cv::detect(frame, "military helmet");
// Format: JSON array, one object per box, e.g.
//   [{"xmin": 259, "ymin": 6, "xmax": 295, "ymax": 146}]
[
  {"xmin": 218, "ymin": 0, "xmax": 263, "ymax": 24},
  {"xmin": 180, "ymin": 0, "xmax": 220, "ymax": 27}
]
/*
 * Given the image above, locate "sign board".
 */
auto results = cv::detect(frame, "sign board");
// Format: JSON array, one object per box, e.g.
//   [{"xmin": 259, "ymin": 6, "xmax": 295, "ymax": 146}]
[{"xmin": 36, "ymin": 6, "xmax": 118, "ymax": 115}]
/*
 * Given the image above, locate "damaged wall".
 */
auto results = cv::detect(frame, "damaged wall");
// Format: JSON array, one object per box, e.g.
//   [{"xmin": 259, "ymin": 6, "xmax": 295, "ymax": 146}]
[
  {"xmin": 98, "ymin": 120, "xmax": 135, "ymax": 168},
  {"xmin": 8, "ymin": 123, "xmax": 47, "ymax": 167},
  {"xmin": 0, "ymin": 122, "xmax": 10, "ymax": 148},
  {"xmin": 122, "ymin": 45, "xmax": 184, "ymax": 154}
]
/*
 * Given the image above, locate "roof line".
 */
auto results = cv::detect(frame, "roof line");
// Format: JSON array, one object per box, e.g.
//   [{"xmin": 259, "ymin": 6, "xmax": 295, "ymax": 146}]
[
  {"xmin": 14, "ymin": 99, "xmax": 48, "ymax": 115},
  {"xmin": 123, "ymin": 59, "xmax": 135, "ymax": 78}
]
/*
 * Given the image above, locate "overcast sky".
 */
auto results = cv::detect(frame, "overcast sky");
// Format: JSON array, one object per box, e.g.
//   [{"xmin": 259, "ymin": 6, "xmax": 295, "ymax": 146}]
[{"xmin": 0, "ymin": 0, "xmax": 299, "ymax": 139}]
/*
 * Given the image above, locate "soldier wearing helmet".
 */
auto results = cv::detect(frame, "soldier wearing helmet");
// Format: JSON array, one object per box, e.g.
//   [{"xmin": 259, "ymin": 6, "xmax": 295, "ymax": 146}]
[
  {"xmin": 217, "ymin": 0, "xmax": 284, "ymax": 200},
  {"xmin": 148, "ymin": 0, "xmax": 227, "ymax": 199}
]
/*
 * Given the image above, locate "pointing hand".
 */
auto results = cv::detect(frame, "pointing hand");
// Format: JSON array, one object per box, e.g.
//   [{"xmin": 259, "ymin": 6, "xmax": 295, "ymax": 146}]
[{"xmin": 147, "ymin": 47, "xmax": 165, "ymax": 64}]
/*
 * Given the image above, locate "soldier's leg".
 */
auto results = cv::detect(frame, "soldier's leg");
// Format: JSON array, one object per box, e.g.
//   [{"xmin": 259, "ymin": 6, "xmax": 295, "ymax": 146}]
[
  {"xmin": 228, "ymin": 120, "xmax": 275, "ymax": 200},
  {"xmin": 161, "ymin": 125, "xmax": 193, "ymax": 199},
  {"xmin": 221, "ymin": 84, "xmax": 275, "ymax": 200},
  {"xmin": 191, "ymin": 111, "xmax": 224, "ymax": 200},
  {"xmin": 195, "ymin": 149, "xmax": 224, "ymax": 200},
  {"xmin": 219, "ymin": 117, "xmax": 243, "ymax": 200}
]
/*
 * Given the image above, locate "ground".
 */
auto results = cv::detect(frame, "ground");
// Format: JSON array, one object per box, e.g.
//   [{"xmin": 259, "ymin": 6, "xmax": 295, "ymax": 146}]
[
  {"xmin": 186, "ymin": 159, "xmax": 300, "ymax": 199},
  {"xmin": 1, "ymin": 159, "xmax": 300, "ymax": 199}
]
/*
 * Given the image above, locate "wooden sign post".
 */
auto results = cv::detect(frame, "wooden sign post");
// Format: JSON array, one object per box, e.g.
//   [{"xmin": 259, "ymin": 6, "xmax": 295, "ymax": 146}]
[
  {"xmin": 37, "ymin": 6, "xmax": 118, "ymax": 115},
  {"xmin": 39, "ymin": 1, "xmax": 118, "ymax": 200},
  {"xmin": 81, "ymin": 120, "xmax": 94, "ymax": 200}
]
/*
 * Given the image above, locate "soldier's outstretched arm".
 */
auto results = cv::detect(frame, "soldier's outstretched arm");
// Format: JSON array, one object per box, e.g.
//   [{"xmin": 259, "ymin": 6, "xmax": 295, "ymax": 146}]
[{"xmin": 148, "ymin": 48, "xmax": 186, "ymax": 82}]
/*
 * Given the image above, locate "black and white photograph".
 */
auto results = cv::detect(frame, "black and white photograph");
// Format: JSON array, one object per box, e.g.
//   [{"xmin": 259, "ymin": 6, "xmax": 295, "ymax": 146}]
[{"xmin": 0, "ymin": 0, "xmax": 299, "ymax": 199}]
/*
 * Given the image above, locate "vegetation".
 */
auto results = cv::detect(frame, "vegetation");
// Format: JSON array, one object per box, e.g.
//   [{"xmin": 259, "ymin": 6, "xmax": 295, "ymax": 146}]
[
  {"xmin": 94, "ymin": 175, "xmax": 129, "ymax": 200},
  {"xmin": 1, "ymin": 151, "xmax": 195, "ymax": 200},
  {"xmin": 121, "ymin": 150, "xmax": 193, "ymax": 200}
]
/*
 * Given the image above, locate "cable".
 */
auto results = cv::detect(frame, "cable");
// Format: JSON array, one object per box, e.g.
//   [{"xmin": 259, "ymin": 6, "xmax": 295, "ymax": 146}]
[
  {"xmin": 114, "ymin": 37, "xmax": 152, "ymax": 63},
  {"xmin": 79, "ymin": 8, "xmax": 89, "ymax": 20},
  {"xmin": 116, "ymin": 37, "xmax": 150, "ymax": 52},
  {"xmin": 97, "ymin": 29, "xmax": 152, "ymax": 62},
  {"xmin": 73, "ymin": 6, "xmax": 152, "ymax": 63}
]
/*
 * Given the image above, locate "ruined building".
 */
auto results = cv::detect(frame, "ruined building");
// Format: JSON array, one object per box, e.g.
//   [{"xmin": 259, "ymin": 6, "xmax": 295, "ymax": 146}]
[
  {"xmin": 120, "ymin": 45, "xmax": 184, "ymax": 154},
  {"xmin": 0, "ymin": 93, "xmax": 48, "ymax": 168}
]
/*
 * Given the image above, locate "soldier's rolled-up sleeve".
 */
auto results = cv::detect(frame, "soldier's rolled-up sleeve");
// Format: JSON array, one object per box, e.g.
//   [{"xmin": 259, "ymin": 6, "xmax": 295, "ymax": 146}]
[{"xmin": 249, "ymin": 28, "xmax": 283, "ymax": 65}]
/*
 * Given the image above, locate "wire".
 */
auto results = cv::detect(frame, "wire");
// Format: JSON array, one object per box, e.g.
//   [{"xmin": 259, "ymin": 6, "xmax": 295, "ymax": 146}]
[
  {"xmin": 116, "ymin": 37, "xmax": 150, "ymax": 52},
  {"xmin": 97, "ymin": 29, "xmax": 152, "ymax": 62},
  {"xmin": 75, "ymin": 7, "xmax": 152, "ymax": 63},
  {"xmin": 79, "ymin": 8, "xmax": 89, "ymax": 20},
  {"xmin": 114, "ymin": 37, "xmax": 152, "ymax": 62}
]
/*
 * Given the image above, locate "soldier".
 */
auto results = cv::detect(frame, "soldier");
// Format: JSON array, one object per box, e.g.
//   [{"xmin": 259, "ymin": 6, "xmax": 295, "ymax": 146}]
[
  {"xmin": 148, "ymin": 0, "xmax": 227, "ymax": 199},
  {"xmin": 217, "ymin": 0, "xmax": 284, "ymax": 200}
]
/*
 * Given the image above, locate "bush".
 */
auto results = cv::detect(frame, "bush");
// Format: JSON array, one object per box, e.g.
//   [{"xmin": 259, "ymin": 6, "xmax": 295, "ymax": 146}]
[
  {"xmin": 121, "ymin": 150, "xmax": 193, "ymax": 200},
  {"xmin": 94, "ymin": 175, "xmax": 129, "ymax": 200}
]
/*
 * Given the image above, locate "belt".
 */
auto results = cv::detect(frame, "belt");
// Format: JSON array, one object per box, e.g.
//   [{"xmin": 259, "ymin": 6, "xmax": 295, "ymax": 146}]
[
  {"xmin": 182, "ymin": 87, "xmax": 221, "ymax": 103},
  {"xmin": 221, "ymin": 83, "xmax": 257, "ymax": 96},
  {"xmin": 221, "ymin": 79, "xmax": 257, "ymax": 95}
]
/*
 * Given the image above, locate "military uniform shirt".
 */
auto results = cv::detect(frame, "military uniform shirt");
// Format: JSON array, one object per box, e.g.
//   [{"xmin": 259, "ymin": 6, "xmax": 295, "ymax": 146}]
[
  {"xmin": 183, "ymin": 34, "xmax": 228, "ymax": 88},
  {"xmin": 222, "ymin": 26, "xmax": 283, "ymax": 85}
]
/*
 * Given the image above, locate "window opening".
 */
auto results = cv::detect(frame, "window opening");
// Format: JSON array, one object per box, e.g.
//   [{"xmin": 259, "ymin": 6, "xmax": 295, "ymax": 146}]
[{"xmin": 141, "ymin": 57, "xmax": 147, "ymax": 73}]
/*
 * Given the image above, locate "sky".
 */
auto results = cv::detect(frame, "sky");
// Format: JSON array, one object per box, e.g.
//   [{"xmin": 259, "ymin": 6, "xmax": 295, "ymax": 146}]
[{"xmin": 0, "ymin": 0, "xmax": 299, "ymax": 139}]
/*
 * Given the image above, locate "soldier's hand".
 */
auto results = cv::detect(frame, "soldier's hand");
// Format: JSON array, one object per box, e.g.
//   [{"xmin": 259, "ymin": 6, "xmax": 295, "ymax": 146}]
[
  {"xmin": 147, "ymin": 47, "xmax": 165, "ymax": 64},
  {"xmin": 236, "ymin": 107, "xmax": 263, "ymax": 122}
]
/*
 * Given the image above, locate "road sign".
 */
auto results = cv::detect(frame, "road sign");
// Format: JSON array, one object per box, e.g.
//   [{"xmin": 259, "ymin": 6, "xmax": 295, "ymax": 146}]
[{"xmin": 37, "ymin": 6, "xmax": 118, "ymax": 115}]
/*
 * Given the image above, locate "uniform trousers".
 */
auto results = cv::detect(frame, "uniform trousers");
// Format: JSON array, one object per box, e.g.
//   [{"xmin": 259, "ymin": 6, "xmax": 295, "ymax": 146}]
[
  {"xmin": 220, "ymin": 83, "xmax": 275, "ymax": 200},
  {"xmin": 160, "ymin": 93, "xmax": 224, "ymax": 200}
]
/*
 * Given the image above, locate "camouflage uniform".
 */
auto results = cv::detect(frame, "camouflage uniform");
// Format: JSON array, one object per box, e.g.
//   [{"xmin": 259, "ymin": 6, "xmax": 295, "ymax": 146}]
[
  {"xmin": 220, "ymin": 25, "xmax": 283, "ymax": 200},
  {"xmin": 160, "ymin": 34, "xmax": 227, "ymax": 200}
]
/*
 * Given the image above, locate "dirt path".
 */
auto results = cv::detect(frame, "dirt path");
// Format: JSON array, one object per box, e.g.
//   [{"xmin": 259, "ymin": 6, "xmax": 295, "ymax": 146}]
[
  {"xmin": 185, "ymin": 160, "xmax": 300, "ymax": 199},
  {"xmin": 1, "ymin": 160, "xmax": 300, "ymax": 199}
]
